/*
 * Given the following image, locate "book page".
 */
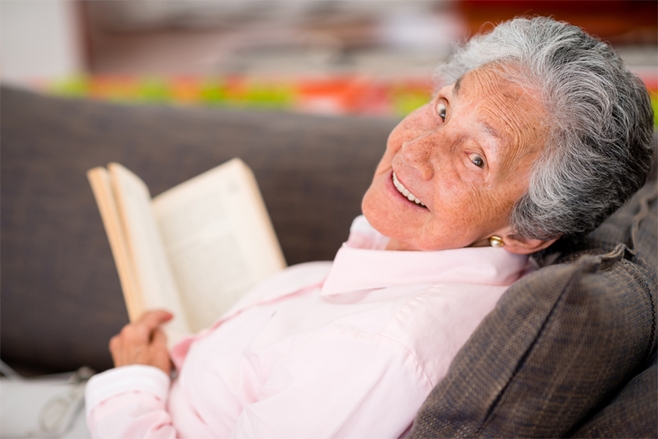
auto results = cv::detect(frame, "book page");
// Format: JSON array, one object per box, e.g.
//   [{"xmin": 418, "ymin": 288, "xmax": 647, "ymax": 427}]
[
  {"xmin": 87, "ymin": 168, "xmax": 143, "ymax": 322},
  {"xmin": 108, "ymin": 163, "xmax": 192, "ymax": 343},
  {"xmin": 152, "ymin": 158, "xmax": 286, "ymax": 333}
]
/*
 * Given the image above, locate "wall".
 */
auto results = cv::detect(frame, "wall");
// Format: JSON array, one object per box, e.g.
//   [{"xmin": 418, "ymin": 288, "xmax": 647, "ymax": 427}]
[{"xmin": 1, "ymin": 0, "xmax": 83, "ymax": 85}]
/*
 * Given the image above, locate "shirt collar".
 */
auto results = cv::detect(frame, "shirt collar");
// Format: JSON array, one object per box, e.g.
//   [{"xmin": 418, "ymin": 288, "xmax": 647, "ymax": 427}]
[{"xmin": 321, "ymin": 216, "xmax": 529, "ymax": 296}]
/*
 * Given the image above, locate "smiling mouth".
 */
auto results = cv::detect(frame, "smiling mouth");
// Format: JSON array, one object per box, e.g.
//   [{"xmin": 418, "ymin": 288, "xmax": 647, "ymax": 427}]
[{"xmin": 392, "ymin": 172, "xmax": 427, "ymax": 208}]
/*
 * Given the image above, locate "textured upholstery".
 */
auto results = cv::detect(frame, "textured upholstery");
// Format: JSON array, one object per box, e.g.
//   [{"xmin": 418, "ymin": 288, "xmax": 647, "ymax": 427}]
[
  {"xmin": 1, "ymin": 86, "xmax": 396, "ymax": 372},
  {"xmin": 410, "ymin": 168, "xmax": 657, "ymax": 437},
  {"xmin": 570, "ymin": 350, "xmax": 657, "ymax": 438}
]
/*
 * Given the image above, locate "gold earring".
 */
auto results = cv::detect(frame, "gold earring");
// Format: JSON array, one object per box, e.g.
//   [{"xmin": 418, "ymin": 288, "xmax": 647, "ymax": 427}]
[{"xmin": 489, "ymin": 236, "xmax": 504, "ymax": 248}]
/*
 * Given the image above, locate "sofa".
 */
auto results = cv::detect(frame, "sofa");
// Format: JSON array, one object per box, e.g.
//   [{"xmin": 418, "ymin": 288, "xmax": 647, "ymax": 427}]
[{"xmin": 2, "ymin": 85, "xmax": 656, "ymax": 438}]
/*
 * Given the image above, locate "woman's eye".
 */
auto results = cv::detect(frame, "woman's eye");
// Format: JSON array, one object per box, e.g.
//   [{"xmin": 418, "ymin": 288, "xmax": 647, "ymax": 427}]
[
  {"xmin": 436, "ymin": 102, "xmax": 447, "ymax": 121},
  {"xmin": 469, "ymin": 153, "xmax": 485, "ymax": 168}
]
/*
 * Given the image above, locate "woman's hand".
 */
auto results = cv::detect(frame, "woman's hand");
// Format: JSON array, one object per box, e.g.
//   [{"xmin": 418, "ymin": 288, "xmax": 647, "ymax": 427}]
[{"xmin": 109, "ymin": 310, "xmax": 173, "ymax": 375}]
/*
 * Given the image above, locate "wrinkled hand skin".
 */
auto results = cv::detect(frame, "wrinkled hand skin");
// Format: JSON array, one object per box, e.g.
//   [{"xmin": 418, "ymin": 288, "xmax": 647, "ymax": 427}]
[{"xmin": 110, "ymin": 310, "xmax": 173, "ymax": 375}]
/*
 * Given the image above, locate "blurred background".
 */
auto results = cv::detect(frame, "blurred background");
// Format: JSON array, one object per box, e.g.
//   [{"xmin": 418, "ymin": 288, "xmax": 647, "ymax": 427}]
[{"xmin": 2, "ymin": 0, "xmax": 657, "ymax": 118}]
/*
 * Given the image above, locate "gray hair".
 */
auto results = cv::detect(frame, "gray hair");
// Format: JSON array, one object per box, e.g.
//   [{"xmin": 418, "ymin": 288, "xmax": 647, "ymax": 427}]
[{"xmin": 436, "ymin": 17, "xmax": 654, "ymax": 240}]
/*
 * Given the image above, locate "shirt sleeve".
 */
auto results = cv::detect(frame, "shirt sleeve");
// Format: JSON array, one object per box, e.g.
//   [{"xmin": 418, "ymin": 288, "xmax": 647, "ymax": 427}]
[
  {"xmin": 85, "ymin": 365, "xmax": 175, "ymax": 439},
  {"xmin": 230, "ymin": 329, "xmax": 434, "ymax": 439}
]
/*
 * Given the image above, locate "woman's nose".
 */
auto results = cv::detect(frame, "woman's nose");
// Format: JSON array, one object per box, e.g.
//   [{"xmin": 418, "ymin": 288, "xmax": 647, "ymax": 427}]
[{"xmin": 400, "ymin": 132, "xmax": 436, "ymax": 180}]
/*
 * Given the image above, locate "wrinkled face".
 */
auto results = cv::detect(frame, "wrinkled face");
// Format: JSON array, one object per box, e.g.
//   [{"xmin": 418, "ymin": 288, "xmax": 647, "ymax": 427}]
[{"xmin": 362, "ymin": 67, "xmax": 548, "ymax": 251}]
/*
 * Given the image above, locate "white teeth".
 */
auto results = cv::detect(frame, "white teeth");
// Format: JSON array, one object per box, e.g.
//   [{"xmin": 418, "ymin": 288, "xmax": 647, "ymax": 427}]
[{"xmin": 392, "ymin": 172, "xmax": 426, "ymax": 208}]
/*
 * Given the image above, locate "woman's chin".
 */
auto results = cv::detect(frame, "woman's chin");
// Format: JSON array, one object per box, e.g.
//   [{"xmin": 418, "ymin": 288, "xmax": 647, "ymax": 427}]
[{"xmin": 385, "ymin": 239, "xmax": 420, "ymax": 251}]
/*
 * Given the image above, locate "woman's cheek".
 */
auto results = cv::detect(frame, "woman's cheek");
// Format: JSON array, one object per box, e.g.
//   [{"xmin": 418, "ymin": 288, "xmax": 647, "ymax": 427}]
[{"xmin": 386, "ymin": 125, "xmax": 405, "ymax": 152}]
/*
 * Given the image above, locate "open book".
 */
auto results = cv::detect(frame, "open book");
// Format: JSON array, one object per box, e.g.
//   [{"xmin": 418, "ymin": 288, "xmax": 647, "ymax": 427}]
[{"xmin": 88, "ymin": 159, "xmax": 286, "ymax": 346}]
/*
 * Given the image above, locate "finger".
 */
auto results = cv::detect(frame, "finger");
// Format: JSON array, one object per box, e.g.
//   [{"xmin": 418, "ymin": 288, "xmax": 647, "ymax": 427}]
[
  {"xmin": 126, "ymin": 311, "xmax": 173, "ymax": 340},
  {"xmin": 120, "ymin": 322, "xmax": 148, "ymax": 342},
  {"xmin": 137, "ymin": 310, "xmax": 174, "ymax": 331},
  {"xmin": 109, "ymin": 335, "xmax": 120, "ymax": 352},
  {"xmin": 112, "ymin": 310, "xmax": 173, "ymax": 346},
  {"xmin": 151, "ymin": 328, "xmax": 168, "ymax": 347},
  {"xmin": 109, "ymin": 335, "xmax": 125, "ymax": 366}
]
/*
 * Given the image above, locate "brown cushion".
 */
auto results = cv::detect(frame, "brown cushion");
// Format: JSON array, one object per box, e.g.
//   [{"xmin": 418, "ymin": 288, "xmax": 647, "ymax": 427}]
[
  {"xmin": 410, "ymin": 179, "xmax": 657, "ymax": 438},
  {"xmin": 570, "ymin": 350, "xmax": 657, "ymax": 438}
]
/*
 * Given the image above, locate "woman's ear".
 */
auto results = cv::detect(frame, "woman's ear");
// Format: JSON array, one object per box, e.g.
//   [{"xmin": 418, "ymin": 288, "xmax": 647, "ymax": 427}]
[{"xmin": 501, "ymin": 232, "xmax": 560, "ymax": 255}]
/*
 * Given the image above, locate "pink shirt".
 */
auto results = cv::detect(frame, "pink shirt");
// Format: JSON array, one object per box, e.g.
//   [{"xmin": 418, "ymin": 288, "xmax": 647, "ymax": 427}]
[{"xmin": 86, "ymin": 216, "xmax": 530, "ymax": 438}]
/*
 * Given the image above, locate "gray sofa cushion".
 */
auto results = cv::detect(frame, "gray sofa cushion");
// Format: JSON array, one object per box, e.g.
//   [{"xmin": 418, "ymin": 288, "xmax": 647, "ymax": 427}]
[{"xmin": 410, "ymin": 178, "xmax": 657, "ymax": 438}]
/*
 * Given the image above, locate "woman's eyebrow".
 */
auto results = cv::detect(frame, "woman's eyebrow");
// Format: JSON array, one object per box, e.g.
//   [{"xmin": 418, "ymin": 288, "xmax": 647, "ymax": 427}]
[
  {"xmin": 480, "ymin": 121, "xmax": 501, "ymax": 139},
  {"xmin": 477, "ymin": 120, "xmax": 502, "ymax": 160},
  {"xmin": 453, "ymin": 77, "xmax": 463, "ymax": 96}
]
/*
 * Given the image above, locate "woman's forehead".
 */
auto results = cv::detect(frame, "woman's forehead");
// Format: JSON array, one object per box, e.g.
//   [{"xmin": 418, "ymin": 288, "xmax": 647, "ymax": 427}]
[{"xmin": 457, "ymin": 68, "xmax": 547, "ymax": 167}]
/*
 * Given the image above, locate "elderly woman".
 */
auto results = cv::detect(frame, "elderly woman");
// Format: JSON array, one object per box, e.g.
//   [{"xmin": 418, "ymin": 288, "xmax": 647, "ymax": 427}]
[{"xmin": 85, "ymin": 17, "xmax": 653, "ymax": 438}]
